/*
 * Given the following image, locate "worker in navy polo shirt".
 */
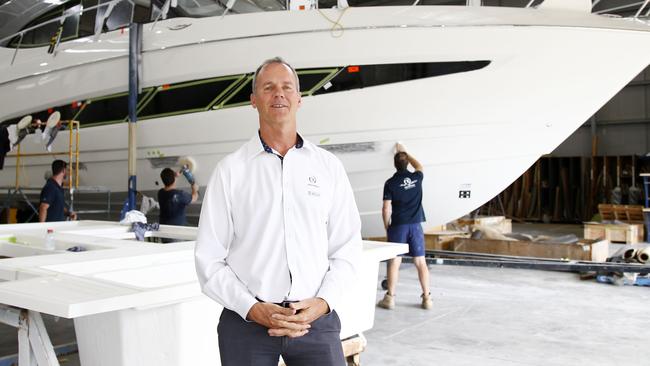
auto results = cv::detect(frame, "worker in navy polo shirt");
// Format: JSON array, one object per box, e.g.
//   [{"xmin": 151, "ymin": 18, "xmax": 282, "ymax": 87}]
[
  {"xmin": 158, "ymin": 167, "xmax": 199, "ymax": 226},
  {"xmin": 195, "ymin": 57, "xmax": 362, "ymax": 366},
  {"xmin": 39, "ymin": 159, "xmax": 76, "ymax": 222},
  {"xmin": 377, "ymin": 143, "xmax": 432, "ymax": 310}
]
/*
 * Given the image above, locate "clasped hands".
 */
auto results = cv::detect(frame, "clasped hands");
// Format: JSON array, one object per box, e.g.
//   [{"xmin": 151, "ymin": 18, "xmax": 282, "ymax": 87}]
[{"xmin": 246, "ymin": 297, "xmax": 329, "ymax": 338}]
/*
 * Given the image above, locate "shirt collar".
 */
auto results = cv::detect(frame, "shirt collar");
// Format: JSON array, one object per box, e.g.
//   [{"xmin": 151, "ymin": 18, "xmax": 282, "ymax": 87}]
[{"xmin": 246, "ymin": 131, "xmax": 306, "ymax": 159}]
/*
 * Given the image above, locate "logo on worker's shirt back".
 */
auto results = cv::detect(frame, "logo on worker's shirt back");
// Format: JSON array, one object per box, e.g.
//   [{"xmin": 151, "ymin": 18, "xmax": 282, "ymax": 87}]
[{"xmin": 400, "ymin": 177, "xmax": 417, "ymax": 190}]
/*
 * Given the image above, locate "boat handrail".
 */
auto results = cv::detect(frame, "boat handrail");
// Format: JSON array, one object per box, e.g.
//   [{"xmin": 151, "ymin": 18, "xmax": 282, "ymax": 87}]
[
  {"xmin": 1, "ymin": 0, "xmax": 133, "ymax": 65},
  {"xmin": 3, "ymin": 0, "xmax": 650, "ymax": 67},
  {"xmin": 0, "ymin": 0, "xmax": 135, "ymax": 46}
]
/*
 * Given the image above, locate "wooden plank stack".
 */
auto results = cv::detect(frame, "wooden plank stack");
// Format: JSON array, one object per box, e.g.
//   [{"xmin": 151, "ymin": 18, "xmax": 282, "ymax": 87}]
[{"xmin": 452, "ymin": 237, "xmax": 609, "ymax": 262}]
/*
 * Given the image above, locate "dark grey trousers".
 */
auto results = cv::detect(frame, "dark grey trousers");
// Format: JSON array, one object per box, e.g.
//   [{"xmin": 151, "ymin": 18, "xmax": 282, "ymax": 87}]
[{"xmin": 218, "ymin": 308, "xmax": 345, "ymax": 366}]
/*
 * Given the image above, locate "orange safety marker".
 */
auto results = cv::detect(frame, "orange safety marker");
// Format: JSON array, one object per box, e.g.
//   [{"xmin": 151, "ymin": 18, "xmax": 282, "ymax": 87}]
[{"xmin": 347, "ymin": 66, "xmax": 360, "ymax": 73}]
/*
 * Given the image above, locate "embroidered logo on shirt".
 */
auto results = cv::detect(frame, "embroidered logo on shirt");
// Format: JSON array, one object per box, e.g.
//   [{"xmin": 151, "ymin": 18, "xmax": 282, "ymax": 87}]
[
  {"xmin": 308, "ymin": 176, "xmax": 320, "ymax": 196},
  {"xmin": 308, "ymin": 176, "xmax": 319, "ymax": 188},
  {"xmin": 400, "ymin": 177, "xmax": 418, "ymax": 190}
]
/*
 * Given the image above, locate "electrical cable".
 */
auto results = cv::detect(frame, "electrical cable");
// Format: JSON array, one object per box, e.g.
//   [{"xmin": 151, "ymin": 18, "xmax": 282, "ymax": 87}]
[{"xmin": 317, "ymin": 6, "xmax": 348, "ymax": 38}]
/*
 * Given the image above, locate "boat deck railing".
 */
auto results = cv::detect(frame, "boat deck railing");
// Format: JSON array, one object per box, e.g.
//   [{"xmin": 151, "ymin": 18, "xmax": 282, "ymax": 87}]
[{"xmin": 1, "ymin": 0, "xmax": 650, "ymax": 67}]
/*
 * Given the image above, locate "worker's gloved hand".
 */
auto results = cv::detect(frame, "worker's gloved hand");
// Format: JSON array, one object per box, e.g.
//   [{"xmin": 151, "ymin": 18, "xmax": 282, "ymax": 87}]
[{"xmin": 180, "ymin": 165, "xmax": 196, "ymax": 186}]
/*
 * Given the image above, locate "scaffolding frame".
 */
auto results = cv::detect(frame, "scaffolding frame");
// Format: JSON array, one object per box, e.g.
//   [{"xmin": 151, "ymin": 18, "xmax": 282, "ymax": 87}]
[{"xmin": 3, "ymin": 121, "xmax": 80, "ymax": 221}]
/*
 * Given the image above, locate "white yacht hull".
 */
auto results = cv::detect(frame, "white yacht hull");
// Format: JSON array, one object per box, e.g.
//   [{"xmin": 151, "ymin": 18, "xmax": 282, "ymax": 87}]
[{"xmin": 1, "ymin": 6, "xmax": 650, "ymax": 236}]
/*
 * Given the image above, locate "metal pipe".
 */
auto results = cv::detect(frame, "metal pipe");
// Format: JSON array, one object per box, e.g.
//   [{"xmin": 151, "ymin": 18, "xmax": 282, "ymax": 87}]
[
  {"xmin": 68, "ymin": 121, "xmax": 73, "ymax": 193},
  {"xmin": 420, "ymin": 252, "xmax": 650, "ymax": 273},
  {"xmin": 623, "ymin": 248, "xmax": 637, "ymax": 262},
  {"xmin": 595, "ymin": 1, "xmax": 645, "ymax": 14},
  {"xmin": 634, "ymin": 0, "xmax": 650, "ymax": 18},
  {"xmin": 15, "ymin": 144, "xmax": 20, "ymax": 190},
  {"xmin": 10, "ymin": 32, "xmax": 23, "ymax": 66},
  {"xmin": 590, "ymin": 116, "xmax": 597, "ymax": 157},
  {"xmin": 127, "ymin": 23, "xmax": 141, "ymax": 211},
  {"xmin": 636, "ymin": 247, "xmax": 650, "ymax": 264}
]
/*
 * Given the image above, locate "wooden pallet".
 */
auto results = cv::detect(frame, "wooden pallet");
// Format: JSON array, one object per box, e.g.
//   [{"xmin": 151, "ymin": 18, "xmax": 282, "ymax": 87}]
[
  {"xmin": 456, "ymin": 216, "xmax": 512, "ymax": 233},
  {"xmin": 598, "ymin": 204, "xmax": 644, "ymax": 222},
  {"xmin": 583, "ymin": 222, "xmax": 642, "ymax": 244},
  {"xmin": 424, "ymin": 230, "xmax": 470, "ymax": 251}
]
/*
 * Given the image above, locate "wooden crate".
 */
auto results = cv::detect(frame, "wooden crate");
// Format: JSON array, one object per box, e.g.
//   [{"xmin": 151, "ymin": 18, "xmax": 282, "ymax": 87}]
[
  {"xmin": 598, "ymin": 204, "xmax": 615, "ymax": 221},
  {"xmin": 452, "ymin": 237, "xmax": 609, "ymax": 262},
  {"xmin": 424, "ymin": 230, "xmax": 469, "ymax": 251},
  {"xmin": 583, "ymin": 222, "xmax": 641, "ymax": 244},
  {"xmin": 626, "ymin": 205, "xmax": 645, "ymax": 222},
  {"xmin": 598, "ymin": 204, "xmax": 644, "ymax": 222},
  {"xmin": 456, "ymin": 216, "xmax": 512, "ymax": 233}
]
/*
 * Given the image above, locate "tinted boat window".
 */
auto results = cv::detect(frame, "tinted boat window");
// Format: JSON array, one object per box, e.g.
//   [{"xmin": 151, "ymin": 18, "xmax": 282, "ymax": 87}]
[
  {"xmin": 101, "ymin": 0, "xmax": 133, "ymax": 31},
  {"xmin": 9, "ymin": 3, "xmax": 82, "ymax": 48},
  {"xmin": 221, "ymin": 77, "xmax": 253, "ymax": 108},
  {"xmin": 298, "ymin": 70, "xmax": 337, "ymax": 95},
  {"xmin": 138, "ymin": 78, "xmax": 239, "ymax": 118},
  {"xmin": 77, "ymin": 89, "xmax": 151, "ymax": 125},
  {"xmin": 313, "ymin": 61, "xmax": 491, "ymax": 95}
]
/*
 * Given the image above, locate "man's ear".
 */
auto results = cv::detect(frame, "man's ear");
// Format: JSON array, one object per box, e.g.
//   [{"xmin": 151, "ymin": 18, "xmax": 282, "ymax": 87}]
[{"xmin": 250, "ymin": 94, "xmax": 256, "ymax": 109}]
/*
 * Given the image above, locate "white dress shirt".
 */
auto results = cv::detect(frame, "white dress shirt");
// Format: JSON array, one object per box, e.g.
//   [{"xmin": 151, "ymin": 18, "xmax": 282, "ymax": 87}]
[{"xmin": 195, "ymin": 133, "xmax": 362, "ymax": 320}]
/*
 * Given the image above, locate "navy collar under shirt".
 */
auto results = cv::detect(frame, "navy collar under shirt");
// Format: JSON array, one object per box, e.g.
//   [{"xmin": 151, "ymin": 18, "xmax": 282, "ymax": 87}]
[{"xmin": 257, "ymin": 130, "xmax": 304, "ymax": 162}]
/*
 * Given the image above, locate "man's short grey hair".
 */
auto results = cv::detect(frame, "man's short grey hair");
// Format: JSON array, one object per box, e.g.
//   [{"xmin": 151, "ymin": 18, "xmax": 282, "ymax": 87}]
[{"xmin": 251, "ymin": 57, "xmax": 300, "ymax": 93}]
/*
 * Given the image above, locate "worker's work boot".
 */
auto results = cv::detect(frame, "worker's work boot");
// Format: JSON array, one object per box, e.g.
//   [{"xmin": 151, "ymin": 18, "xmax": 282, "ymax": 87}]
[
  {"xmin": 421, "ymin": 293, "xmax": 433, "ymax": 310},
  {"xmin": 377, "ymin": 293, "xmax": 395, "ymax": 309}
]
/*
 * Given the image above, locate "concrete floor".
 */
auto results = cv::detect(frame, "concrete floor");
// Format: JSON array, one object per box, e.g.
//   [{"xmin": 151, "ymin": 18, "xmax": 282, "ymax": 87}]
[
  {"xmin": 2, "ymin": 224, "xmax": 649, "ymax": 365},
  {"xmin": 364, "ymin": 261, "xmax": 650, "ymax": 366}
]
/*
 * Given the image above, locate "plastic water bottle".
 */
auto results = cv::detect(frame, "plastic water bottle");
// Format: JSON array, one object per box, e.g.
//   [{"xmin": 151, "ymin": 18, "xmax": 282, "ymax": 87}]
[{"xmin": 44, "ymin": 229, "xmax": 55, "ymax": 250}]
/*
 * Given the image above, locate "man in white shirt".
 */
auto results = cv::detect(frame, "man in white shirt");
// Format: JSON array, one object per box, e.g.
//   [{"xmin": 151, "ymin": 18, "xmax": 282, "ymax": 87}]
[{"xmin": 195, "ymin": 57, "xmax": 362, "ymax": 366}]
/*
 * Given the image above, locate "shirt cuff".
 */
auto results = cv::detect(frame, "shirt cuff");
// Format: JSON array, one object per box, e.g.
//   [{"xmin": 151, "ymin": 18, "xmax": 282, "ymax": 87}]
[
  {"xmin": 232, "ymin": 295, "xmax": 259, "ymax": 322},
  {"xmin": 316, "ymin": 286, "xmax": 338, "ymax": 314}
]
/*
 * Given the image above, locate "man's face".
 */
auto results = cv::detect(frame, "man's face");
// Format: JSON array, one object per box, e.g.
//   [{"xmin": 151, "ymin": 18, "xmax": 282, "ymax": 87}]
[{"xmin": 250, "ymin": 62, "xmax": 301, "ymax": 126}]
